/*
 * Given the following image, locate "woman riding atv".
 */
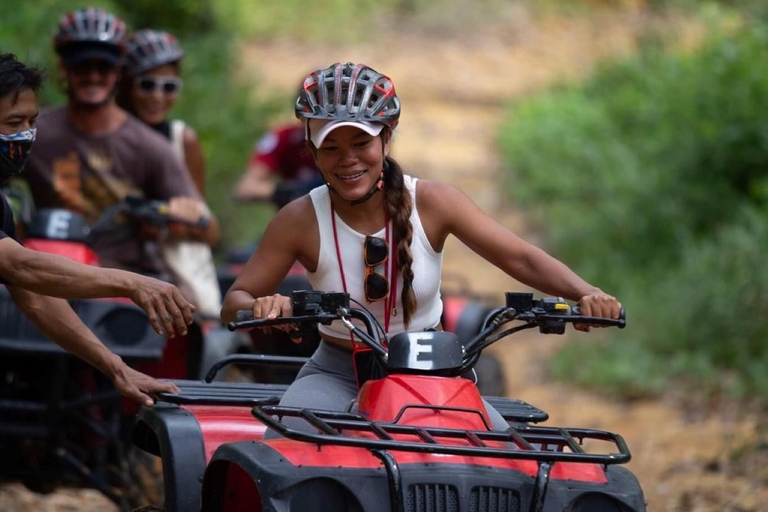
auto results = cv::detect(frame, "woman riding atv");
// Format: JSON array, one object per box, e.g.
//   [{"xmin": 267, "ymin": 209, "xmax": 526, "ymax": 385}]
[
  {"xmin": 118, "ymin": 29, "xmax": 221, "ymax": 318},
  {"xmin": 221, "ymin": 62, "xmax": 622, "ymax": 432}
]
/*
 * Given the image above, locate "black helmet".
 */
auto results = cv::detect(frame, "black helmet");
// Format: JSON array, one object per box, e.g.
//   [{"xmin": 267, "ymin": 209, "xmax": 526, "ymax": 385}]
[
  {"xmin": 53, "ymin": 7, "xmax": 127, "ymax": 66},
  {"xmin": 295, "ymin": 62, "xmax": 400, "ymax": 130},
  {"xmin": 125, "ymin": 29, "xmax": 184, "ymax": 76}
]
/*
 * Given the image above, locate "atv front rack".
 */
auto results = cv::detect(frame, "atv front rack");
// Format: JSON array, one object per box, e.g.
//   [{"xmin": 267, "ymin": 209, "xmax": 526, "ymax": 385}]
[{"xmin": 253, "ymin": 405, "xmax": 631, "ymax": 466}]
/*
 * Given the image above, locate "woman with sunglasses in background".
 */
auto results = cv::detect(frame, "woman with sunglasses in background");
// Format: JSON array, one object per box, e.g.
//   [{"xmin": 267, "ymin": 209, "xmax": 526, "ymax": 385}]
[
  {"xmin": 222, "ymin": 62, "xmax": 622, "ymax": 434},
  {"xmin": 118, "ymin": 29, "xmax": 221, "ymax": 317},
  {"xmin": 120, "ymin": 29, "xmax": 204, "ymax": 194}
]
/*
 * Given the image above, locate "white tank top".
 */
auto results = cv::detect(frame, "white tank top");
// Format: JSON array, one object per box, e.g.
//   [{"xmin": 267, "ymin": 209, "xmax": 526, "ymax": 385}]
[
  {"xmin": 308, "ymin": 175, "xmax": 443, "ymax": 340},
  {"xmin": 170, "ymin": 119, "xmax": 186, "ymax": 163}
]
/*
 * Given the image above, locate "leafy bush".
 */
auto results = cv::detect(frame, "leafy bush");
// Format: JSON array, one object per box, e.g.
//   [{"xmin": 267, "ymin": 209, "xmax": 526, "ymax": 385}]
[
  {"xmin": 553, "ymin": 210, "xmax": 768, "ymax": 399},
  {"xmin": 500, "ymin": 21, "xmax": 768, "ymax": 401}
]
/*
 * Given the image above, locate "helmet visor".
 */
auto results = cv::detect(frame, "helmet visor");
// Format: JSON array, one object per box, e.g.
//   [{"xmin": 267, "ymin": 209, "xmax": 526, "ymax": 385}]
[{"xmin": 308, "ymin": 119, "xmax": 384, "ymax": 148}]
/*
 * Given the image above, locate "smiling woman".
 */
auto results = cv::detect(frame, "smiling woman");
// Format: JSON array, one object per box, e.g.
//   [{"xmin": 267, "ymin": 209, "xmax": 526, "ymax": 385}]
[
  {"xmin": 118, "ymin": 29, "xmax": 203, "ymax": 193},
  {"xmin": 312, "ymin": 125, "xmax": 389, "ymax": 204},
  {"xmin": 221, "ymin": 61, "xmax": 622, "ymax": 439}
]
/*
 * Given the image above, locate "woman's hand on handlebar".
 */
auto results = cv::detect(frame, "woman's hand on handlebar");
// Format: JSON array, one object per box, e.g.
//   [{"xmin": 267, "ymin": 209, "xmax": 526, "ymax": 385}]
[
  {"xmin": 575, "ymin": 290, "xmax": 622, "ymax": 332},
  {"xmin": 252, "ymin": 293, "xmax": 293, "ymax": 319},
  {"xmin": 251, "ymin": 293, "xmax": 302, "ymax": 343}
]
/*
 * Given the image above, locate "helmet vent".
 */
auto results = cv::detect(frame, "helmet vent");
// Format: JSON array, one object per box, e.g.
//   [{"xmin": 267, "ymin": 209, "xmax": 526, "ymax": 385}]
[{"xmin": 295, "ymin": 62, "xmax": 401, "ymax": 129}]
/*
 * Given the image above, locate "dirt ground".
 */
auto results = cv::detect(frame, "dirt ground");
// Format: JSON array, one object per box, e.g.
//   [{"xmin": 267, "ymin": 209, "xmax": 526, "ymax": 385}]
[{"xmin": 2, "ymin": 5, "xmax": 766, "ymax": 512}]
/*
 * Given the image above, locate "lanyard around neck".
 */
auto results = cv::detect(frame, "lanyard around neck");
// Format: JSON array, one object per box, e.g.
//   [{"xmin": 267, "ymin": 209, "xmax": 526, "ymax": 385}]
[{"xmin": 330, "ymin": 199, "xmax": 398, "ymax": 334}]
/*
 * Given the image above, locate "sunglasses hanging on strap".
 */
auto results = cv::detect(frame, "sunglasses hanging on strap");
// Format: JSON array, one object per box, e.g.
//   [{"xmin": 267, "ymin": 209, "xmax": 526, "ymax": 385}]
[{"xmin": 330, "ymin": 199, "xmax": 398, "ymax": 387}]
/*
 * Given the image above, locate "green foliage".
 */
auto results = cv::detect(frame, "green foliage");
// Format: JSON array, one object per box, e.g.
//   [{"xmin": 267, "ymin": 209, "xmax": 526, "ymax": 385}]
[
  {"xmin": 212, "ymin": 0, "xmax": 514, "ymax": 41},
  {"xmin": 0, "ymin": 0, "xmax": 275, "ymax": 247},
  {"xmin": 170, "ymin": 33, "xmax": 278, "ymax": 245},
  {"xmin": 112, "ymin": 0, "xmax": 214, "ymax": 35},
  {"xmin": 500, "ymin": 22, "xmax": 768, "ymax": 402},
  {"xmin": 554, "ymin": 211, "xmax": 768, "ymax": 399}
]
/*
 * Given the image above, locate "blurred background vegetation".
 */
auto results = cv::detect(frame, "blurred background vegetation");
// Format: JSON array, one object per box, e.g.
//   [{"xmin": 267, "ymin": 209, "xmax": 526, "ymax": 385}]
[
  {"xmin": 0, "ymin": 0, "xmax": 766, "ymax": 406},
  {"xmin": 500, "ymin": 2, "xmax": 768, "ymax": 404}
]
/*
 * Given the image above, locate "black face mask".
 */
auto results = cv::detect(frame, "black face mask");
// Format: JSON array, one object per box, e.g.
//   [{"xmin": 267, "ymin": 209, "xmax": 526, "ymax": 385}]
[{"xmin": 0, "ymin": 127, "xmax": 36, "ymax": 185}]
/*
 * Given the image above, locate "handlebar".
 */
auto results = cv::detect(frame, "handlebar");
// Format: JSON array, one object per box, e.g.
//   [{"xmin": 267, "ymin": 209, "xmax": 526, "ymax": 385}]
[
  {"xmin": 227, "ymin": 291, "xmax": 626, "ymax": 369},
  {"xmin": 125, "ymin": 196, "xmax": 210, "ymax": 229},
  {"xmin": 228, "ymin": 295, "xmax": 388, "ymax": 358}
]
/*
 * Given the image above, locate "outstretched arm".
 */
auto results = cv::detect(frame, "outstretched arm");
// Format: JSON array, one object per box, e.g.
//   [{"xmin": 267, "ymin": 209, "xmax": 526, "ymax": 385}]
[
  {"xmin": 233, "ymin": 162, "xmax": 277, "ymax": 202},
  {"xmin": 221, "ymin": 197, "xmax": 316, "ymax": 323},
  {"xmin": 183, "ymin": 126, "xmax": 206, "ymax": 196},
  {"xmin": 0, "ymin": 237, "xmax": 195, "ymax": 336},
  {"xmin": 8, "ymin": 286, "xmax": 179, "ymax": 405},
  {"xmin": 420, "ymin": 181, "xmax": 621, "ymax": 321}
]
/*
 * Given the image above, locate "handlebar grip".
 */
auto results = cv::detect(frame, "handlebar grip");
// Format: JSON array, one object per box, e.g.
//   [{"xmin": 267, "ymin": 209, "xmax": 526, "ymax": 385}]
[
  {"xmin": 571, "ymin": 306, "xmax": 626, "ymax": 328},
  {"xmin": 236, "ymin": 310, "xmax": 255, "ymax": 322}
]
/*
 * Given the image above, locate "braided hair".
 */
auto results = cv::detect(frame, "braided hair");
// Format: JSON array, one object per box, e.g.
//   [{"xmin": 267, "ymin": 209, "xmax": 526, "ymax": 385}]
[
  {"xmin": 381, "ymin": 151, "xmax": 417, "ymax": 328},
  {"xmin": 306, "ymin": 125, "xmax": 417, "ymax": 327}
]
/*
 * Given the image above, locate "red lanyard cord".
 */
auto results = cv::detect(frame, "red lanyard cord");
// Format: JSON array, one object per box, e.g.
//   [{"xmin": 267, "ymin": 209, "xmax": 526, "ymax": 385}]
[{"xmin": 330, "ymin": 199, "xmax": 397, "ymax": 335}]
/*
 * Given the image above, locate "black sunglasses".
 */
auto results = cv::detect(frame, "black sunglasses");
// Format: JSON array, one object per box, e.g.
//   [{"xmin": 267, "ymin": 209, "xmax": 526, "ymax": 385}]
[
  {"xmin": 364, "ymin": 235, "xmax": 389, "ymax": 302},
  {"xmin": 70, "ymin": 60, "xmax": 117, "ymax": 76},
  {"xmin": 135, "ymin": 76, "xmax": 183, "ymax": 96}
]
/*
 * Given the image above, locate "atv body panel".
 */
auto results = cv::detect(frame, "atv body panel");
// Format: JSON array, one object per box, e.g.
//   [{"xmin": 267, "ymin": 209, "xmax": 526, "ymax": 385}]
[{"xmin": 203, "ymin": 439, "xmax": 645, "ymax": 512}]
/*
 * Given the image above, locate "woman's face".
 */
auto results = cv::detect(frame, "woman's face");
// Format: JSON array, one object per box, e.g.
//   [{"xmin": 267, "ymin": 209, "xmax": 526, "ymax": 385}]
[
  {"xmin": 130, "ymin": 63, "xmax": 181, "ymax": 125},
  {"xmin": 314, "ymin": 126, "xmax": 390, "ymax": 202}
]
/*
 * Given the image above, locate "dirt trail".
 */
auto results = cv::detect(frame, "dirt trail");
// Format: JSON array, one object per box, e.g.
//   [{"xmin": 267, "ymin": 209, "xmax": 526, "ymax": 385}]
[{"xmin": 241, "ymin": 8, "xmax": 765, "ymax": 512}]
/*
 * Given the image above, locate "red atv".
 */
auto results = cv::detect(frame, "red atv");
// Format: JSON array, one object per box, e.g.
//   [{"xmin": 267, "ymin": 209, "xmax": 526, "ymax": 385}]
[
  {"xmin": 132, "ymin": 291, "xmax": 645, "ymax": 512},
  {"xmin": 0, "ymin": 198, "xmax": 237, "ymax": 509}
]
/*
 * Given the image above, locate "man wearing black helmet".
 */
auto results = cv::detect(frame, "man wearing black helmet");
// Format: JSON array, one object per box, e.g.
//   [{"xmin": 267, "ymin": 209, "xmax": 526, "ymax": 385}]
[
  {"xmin": 23, "ymin": 7, "xmax": 220, "ymax": 288},
  {"xmin": 0, "ymin": 52, "xmax": 193, "ymax": 406}
]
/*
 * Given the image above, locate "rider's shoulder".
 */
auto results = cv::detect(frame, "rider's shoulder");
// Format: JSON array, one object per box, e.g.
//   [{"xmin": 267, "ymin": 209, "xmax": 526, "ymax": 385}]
[
  {"xmin": 182, "ymin": 125, "xmax": 200, "ymax": 144},
  {"xmin": 414, "ymin": 179, "xmax": 465, "ymax": 209},
  {"xmin": 273, "ymin": 195, "xmax": 315, "ymax": 227}
]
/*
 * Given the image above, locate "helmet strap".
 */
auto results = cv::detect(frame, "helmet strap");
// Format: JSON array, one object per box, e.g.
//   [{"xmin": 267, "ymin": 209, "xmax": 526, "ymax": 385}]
[
  {"xmin": 349, "ymin": 171, "xmax": 384, "ymax": 206},
  {"xmin": 325, "ymin": 173, "xmax": 383, "ymax": 207}
]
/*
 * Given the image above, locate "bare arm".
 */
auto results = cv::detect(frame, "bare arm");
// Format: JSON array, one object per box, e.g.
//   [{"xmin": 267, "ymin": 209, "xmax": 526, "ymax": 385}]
[
  {"xmin": 0, "ymin": 237, "xmax": 195, "ymax": 336},
  {"xmin": 221, "ymin": 197, "xmax": 316, "ymax": 323},
  {"xmin": 233, "ymin": 162, "xmax": 277, "ymax": 202},
  {"xmin": 182, "ymin": 127, "xmax": 206, "ymax": 196},
  {"xmin": 420, "ymin": 181, "xmax": 620, "ymax": 320},
  {"xmin": 8, "ymin": 286, "xmax": 179, "ymax": 405},
  {"xmin": 175, "ymin": 126, "xmax": 221, "ymax": 245}
]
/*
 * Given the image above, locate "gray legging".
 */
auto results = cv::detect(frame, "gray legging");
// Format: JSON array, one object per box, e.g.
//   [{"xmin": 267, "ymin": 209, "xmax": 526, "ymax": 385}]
[{"xmin": 264, "ymin": 341, "xmax": 509, "ymax": 439}]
